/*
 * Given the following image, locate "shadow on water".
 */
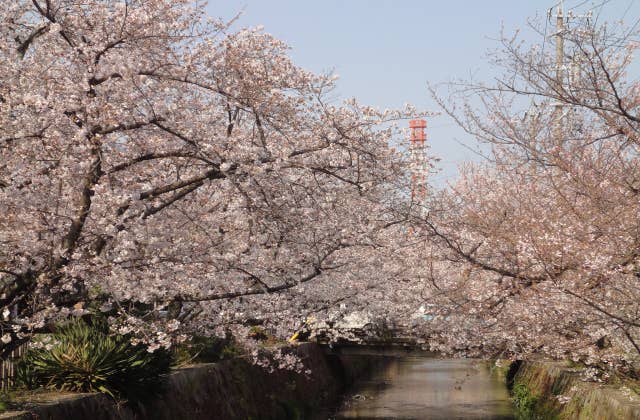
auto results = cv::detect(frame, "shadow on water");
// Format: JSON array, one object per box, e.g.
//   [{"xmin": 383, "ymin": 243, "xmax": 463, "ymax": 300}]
[{"xmin": 328, "ymin": 354, "xmax": 515, "ymax": 420}]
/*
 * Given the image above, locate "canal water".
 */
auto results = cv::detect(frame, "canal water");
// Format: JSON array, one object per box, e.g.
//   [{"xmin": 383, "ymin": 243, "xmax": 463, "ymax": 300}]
[{"xmin": 332, "ymin": 355, "xmax": 515, "ymax": 420}]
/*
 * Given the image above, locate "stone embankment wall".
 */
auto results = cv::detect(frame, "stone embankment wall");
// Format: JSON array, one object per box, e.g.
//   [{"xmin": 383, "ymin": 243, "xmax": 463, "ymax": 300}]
[
  {"xmin": 508, "ymin": 361, "xmax": 640, "ymax": 419},
  {"xmin": 1, "ymin": 343, "xmax": 381, "ymax": 420}
]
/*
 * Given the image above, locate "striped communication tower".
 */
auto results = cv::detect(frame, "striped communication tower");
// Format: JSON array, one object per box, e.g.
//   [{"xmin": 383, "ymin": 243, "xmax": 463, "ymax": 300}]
[{"xmin": 409, "ymin": 119, "xmax": 428, "ymax": 208}]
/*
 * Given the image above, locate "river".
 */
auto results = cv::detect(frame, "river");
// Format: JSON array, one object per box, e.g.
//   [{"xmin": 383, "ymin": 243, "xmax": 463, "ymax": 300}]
[{"xmin": 332, "ymin": 354, "xmax": 515, "ymax": 420}]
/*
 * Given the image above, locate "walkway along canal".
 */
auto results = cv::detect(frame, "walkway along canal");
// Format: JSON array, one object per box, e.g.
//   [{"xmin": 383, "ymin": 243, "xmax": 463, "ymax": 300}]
[{"xmin": 330, "ymin": 353, "xmax": 515, "ymax": 420}]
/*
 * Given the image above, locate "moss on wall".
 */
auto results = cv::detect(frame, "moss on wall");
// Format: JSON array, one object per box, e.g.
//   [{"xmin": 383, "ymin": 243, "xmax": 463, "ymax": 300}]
[{"xmin": 509, "ymin": 361, "xmax": 640, "ymax": 420}]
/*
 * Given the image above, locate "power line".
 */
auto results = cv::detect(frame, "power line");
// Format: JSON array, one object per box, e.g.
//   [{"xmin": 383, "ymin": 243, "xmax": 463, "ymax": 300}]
[
  {"xmin": 591, "ymin": 0, "xmax": 614, "ymax": 26},
  {"xmin": 542, "ymin": 10, "xmax": 549, "ymax": 57},
  {"xmin": 591, "ymin": 0, "xmax": 614, "ymax": 11},
  {"xmin": 624, "ymin": 15, "xmax": 640, "ymax": 37},
  {"xmin": 568, "ymin": 0, "xmax": 593, "ymax": 11},
  {"xmin": 621, "ymin": 0, "xmax": 636, "ymax": 22}
]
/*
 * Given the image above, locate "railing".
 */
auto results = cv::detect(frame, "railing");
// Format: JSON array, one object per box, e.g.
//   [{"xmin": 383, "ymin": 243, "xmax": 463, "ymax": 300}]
[{"xmin": 1, "ymin": 343, "xmax": 28, "ymax": 391}]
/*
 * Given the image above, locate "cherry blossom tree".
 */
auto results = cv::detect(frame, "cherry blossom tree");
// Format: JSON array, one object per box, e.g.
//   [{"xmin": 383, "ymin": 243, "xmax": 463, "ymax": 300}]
[
  {"xmin": 0, "ymin": 0, "xmax": 422, "ymax": 357},
  {"xmin": 423, "ymin": 14, "xmax": 640, "ymax": 373}
]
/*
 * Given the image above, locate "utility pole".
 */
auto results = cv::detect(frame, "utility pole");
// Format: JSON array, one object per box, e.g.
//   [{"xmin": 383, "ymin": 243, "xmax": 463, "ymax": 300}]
[
  {"xmin": 553, "ymin": 0, "xmax": 565, "ymax": 143},
  {"xmin": 528, "ymin": 98, "xmax": 538, "ymax": 145},
  {"xmin": 409, "ymin": 119, "xmax": 428, "ymax": 214},
  {"xmin": 550, "ymin": 1, "xmax": 592, "ymax": 143}
]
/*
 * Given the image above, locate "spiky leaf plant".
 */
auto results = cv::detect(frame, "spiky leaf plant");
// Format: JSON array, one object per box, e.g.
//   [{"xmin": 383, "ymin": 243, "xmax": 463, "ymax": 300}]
[{"xmin": 16, "ymin": 319, "xmax": 171, "ymax": 402}]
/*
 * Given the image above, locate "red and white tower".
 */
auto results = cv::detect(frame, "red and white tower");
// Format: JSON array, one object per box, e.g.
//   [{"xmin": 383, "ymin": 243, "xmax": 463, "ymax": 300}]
[{"xmin": 409, "ymin": 119, "xmax": 428, "ymax": 209}]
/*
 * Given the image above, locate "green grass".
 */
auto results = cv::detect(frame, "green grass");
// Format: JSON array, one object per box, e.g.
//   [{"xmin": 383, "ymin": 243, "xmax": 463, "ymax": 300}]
[{"xmin": 512, "ymin": 382, "xmax": 544, "ymax": 420}]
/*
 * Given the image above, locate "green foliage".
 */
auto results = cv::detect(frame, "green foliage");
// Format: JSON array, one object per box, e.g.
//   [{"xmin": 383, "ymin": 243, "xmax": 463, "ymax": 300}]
[
  {"xmin": 565, "ymin": 360, "xmax": 585, "ymax": 369},
  {"xmin": 220, "ymin": 341, "xmax": 244, "ymax": 359},
  {"xmin": 512, "ymin": 382, "xmax": 539, "ymax": 420},
  {"xmin": 247, "ymin": 326, "xmax": 269, "ymax": 341},
  {"xmin": 15, "ymin": 319, "xmax": 171, "ymax": 402},
  {"xmin": 173, "ymin": 335, "xmax": 241, "ymax": 366}
]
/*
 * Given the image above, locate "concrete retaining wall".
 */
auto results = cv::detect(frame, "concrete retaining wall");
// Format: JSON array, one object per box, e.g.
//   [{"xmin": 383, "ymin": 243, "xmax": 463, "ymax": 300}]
[
  {"xmin": 509, "ymin": 361, "xmax": 640, "ymax": 420},
  {"xmin": 1, "ymin": 343, "xmax": 382, "ymax": 420}
]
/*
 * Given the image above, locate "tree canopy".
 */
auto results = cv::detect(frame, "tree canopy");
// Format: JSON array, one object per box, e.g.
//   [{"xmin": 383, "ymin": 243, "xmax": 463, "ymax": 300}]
[{"xmin": 0, "ymin": 0, "xmax": 421, "ymax": 356}]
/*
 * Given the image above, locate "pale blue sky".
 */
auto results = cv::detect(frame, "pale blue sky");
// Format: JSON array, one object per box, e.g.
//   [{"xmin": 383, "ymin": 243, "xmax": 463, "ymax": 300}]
[{"xmin": 207, "ymin": 1, "xmax": 638, "ymax": 185}]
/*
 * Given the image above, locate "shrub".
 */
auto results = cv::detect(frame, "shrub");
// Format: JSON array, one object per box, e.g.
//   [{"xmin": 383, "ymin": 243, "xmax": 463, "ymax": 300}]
[
  {"xmin": 15, "ymin": 319, "xmax": 171, "ymax": 402},
  {"xmin": 247, "ymin": 326, "xmax": 269, "ymax": 341},
  {"xmin": 173, "ymin": 335, "xmax": 236, "ymax": 366},
  {"xmin": 512, "ymin": 382, "xmax": 538, "ymax": 419}
]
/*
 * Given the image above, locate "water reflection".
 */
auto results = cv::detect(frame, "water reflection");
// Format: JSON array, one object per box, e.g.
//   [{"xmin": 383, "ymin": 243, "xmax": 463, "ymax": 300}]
[{"xmin": 335, "ymin": 356, "xmax": 514, "ymax": 420}]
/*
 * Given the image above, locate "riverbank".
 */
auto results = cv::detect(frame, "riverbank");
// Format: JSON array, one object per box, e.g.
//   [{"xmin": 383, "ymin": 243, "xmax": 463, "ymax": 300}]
[
  {"xmin": 507, "ymin": 361, "xmax": 640, "ymax": 419},
  {"xmin": 5, "ymin": 345, "xmax": 640, "ymax": 420},
  {"xmin": 0, "ymin": 343, "xmax": 386, "ymax": 420}
]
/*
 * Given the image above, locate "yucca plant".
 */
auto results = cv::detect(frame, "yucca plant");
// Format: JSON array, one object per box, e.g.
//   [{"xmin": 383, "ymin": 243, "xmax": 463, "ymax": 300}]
[{"xmin": 16, "ymin": 319, "xmax": 171, "ymax": 402}]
